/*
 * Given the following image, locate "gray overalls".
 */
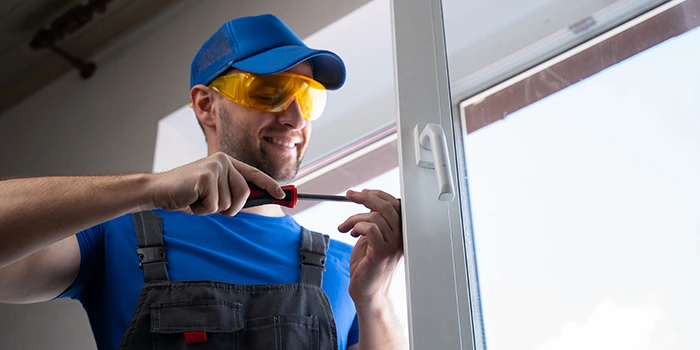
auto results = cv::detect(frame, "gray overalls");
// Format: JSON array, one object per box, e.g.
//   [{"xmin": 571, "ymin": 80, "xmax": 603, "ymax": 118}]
[{"xmin": 117, "ymin": 211, "xmax": 339, "ymax": 350}]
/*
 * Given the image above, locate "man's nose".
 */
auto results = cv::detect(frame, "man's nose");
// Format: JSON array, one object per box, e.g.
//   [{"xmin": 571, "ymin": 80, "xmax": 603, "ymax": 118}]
[{"xmin": 275, "ymin": 98, "xmax": 306, "ymax": 130}]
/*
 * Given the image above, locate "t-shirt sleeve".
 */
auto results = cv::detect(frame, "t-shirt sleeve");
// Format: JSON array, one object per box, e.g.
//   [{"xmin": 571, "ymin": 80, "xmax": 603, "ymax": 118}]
[
  {"xmin": 347, "ymin": 314, "xmax": 359, "ymax": 346},
  {"xmin": 55, "ymin": 222, "xmax": 107, "ymax": 301}
]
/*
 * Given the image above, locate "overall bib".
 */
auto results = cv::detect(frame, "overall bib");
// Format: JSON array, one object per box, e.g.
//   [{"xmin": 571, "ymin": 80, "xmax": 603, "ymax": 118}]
[{"xmin": 117, "ymin": 211, "xmax": 339, "ymax": 350}]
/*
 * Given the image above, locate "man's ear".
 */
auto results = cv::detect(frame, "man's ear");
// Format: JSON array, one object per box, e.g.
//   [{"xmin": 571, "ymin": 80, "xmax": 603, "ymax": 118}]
[{"xmin": 190, "ymin": 84, "xmax": 217, "ymax": 128}]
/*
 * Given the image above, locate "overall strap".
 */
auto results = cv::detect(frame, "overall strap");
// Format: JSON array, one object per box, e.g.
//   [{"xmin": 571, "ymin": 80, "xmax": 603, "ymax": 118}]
[
  {"xmin": 132, "ymin": 211, "xmax": 170, "ymax": 282},
  {"xmin": 299, "ymin": 228, "xmax": 330, "ymax": 287}
]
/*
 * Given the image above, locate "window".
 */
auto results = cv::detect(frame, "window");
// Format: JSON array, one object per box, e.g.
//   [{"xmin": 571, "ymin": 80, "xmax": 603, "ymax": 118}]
[{"xmin": 458, "ymin": 2, "xmax": 700, "ymax": 349}]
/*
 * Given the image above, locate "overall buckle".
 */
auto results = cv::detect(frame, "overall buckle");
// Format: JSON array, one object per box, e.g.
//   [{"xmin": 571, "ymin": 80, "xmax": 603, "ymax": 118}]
[
  {"xmin": 136, "ymin": 246, "xmax": 166, "ymax": 268},
  {"xmin": 300, "ymin": 251, "xmax": 326, "ymax": 270}
]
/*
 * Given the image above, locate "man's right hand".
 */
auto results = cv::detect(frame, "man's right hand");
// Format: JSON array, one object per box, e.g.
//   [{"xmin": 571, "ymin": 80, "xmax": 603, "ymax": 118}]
[
  {"xmin": 148, "ymin": 152, "xmax": 285, "ymax": 216},
  {"xmin": 0, "ymin": 152, "xmax": 283, "ymax": 303}
]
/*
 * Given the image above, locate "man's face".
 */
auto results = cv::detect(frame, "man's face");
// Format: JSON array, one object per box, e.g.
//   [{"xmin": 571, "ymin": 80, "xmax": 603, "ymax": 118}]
[{"xmin": 214, "ymin": 62, "xmax": 313, "ymax": 184}]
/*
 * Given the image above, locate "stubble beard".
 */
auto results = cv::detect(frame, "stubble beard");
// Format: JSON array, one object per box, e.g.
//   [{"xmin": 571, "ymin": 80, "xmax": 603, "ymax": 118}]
[{"xmin": 217, "ymin": 108, "xmax": 303, "ymax": 184}]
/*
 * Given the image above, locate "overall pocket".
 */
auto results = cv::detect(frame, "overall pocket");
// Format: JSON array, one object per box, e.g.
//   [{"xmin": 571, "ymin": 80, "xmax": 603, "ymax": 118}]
[
  {"xmin": 240, "ymin": 314, "xmax": 320, "ymax": 350},
  {"xmin": 150, "ymin": 299, "xmax": 244, "ymax": 350}
]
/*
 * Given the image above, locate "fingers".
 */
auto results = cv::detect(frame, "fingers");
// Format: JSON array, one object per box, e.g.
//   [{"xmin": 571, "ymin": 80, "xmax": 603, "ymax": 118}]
[
  {"xmin": 182, "ymin": 153, "xmax": 247, "ymax": 216},
  {"xmin": 338, "ymin": 212, "xmax": 392, "ymax": 243},
  {"xmin": 345, "ymin": 190, "xmax": 401, "ymax": 233},
  {"xmin": 222, "ymin": 162, "xmax": 249, "ymax": 216},
  {"xmin": 217, "ymin": 161, "xmax": 232, "ymax": 213},
  {"xmin": 347, "ymin": 189, "xmax": 401, "ymax": 212},
  {"xmin": 174, "ymin": 152, "xmax": 283, "ymax": 216},
  {"xmin": 348, "ymin": 222, "xmax": 386, "ymax": 249},
  {"xmin": 365, "ymin": 190, "xmax": 401, "ymax": 212},
  {"xmin": 348, "ymin": 189, "xmax": 400, "ymax": 210},
  {"xmin": 189, "ymin": 172, "xmax": 218, "ymax": 215},
  {"xmin": 212, "ymin": 152, "xmax": 279, "ymax": 216},
  {"xmin": 178, "ymin": 207, "xmax": 194, "ymax": 215},
  {"xmin": 228, "ymin": 155, "xmax": 284, "ymax": 199}
]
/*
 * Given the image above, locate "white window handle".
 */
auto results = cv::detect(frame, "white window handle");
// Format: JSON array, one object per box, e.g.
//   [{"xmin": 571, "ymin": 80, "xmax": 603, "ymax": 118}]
[{"xmin": 414, "ymin": 124, "xmax": 455, "ymax": 201}]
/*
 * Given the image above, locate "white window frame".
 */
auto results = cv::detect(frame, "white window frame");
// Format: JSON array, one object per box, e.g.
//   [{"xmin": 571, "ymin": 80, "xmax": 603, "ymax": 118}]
[{"xmin": 391, "ymin": 1, "xmax": 476, "ymax": 349}]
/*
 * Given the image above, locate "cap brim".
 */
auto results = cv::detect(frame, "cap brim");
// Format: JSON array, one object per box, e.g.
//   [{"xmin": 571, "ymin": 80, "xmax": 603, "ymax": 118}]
[{"xmin": 231, "ymin": 45, "xmax": 346, "ymax": 90}]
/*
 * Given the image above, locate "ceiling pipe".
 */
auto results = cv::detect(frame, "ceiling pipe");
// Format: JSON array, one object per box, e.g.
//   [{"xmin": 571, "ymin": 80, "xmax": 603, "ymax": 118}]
[{"xmin": 29, "ymin": 0, "xmax": 115, "ymax": 79}]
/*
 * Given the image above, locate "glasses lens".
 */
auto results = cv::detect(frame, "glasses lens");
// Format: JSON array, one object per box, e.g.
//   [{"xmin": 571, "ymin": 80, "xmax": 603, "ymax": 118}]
[
  {"xmin": 214, "ymin": 73, "xmax": 327, "ymax": 120},
  {"xmin": 298, "ymin": 83, "xmax": 327, "ymax": 121},
  {"xmin": 246, "ymin": 74, "xmax": 299, "ymax": 112}
]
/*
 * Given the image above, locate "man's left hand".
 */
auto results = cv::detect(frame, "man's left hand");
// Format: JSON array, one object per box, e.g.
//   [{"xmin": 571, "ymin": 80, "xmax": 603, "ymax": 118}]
[{"xmin": 338, "ymin": 189, "xmax": 403, "ymax": 309}]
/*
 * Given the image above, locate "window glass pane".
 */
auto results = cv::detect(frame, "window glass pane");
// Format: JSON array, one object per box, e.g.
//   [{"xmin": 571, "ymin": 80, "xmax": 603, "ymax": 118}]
[
  {"xmin": 463, "ymin": 21, "xmax": 700, "ymax": 350},
  {"xmin": 442, "ymin": 0, "xmax": 664, "ymax": 96}
]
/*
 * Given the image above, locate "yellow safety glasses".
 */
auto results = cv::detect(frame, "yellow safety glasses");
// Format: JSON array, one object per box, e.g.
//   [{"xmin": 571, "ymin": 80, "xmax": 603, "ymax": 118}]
[{"xmin": 204, "ymin": 72, "xmax": 327, "ymax": 121}]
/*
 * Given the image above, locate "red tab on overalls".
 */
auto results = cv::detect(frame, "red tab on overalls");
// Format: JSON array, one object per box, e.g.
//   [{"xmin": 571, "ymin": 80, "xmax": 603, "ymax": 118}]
[{"xmin": 184, "ymin": 332, "xmax": 207, "ymax": 344}]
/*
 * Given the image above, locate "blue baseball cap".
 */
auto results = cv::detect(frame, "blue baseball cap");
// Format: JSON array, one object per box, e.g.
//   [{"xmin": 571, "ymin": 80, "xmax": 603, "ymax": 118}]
[{"xmin": 190, "ymin": 14, "xmax": 346, "ymax": 90}]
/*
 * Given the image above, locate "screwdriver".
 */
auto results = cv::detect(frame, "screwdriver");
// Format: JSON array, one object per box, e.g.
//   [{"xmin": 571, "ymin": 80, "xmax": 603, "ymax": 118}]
[{"xmin": 244, "ymin": 183, "xmax": 351, "ymax": 209}]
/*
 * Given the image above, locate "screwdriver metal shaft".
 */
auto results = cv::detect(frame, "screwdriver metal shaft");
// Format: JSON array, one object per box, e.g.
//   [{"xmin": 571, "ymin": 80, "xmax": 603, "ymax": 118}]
[{"xmin": 297, "ymin": 193, "xmax": 351, "ymax": 202}]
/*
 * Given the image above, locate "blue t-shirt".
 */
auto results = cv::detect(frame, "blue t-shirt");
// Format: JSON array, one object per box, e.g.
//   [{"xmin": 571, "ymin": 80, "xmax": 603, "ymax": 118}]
[{"xmin": 58, "ymin": 210, "xmax": 359, "ymax": 350}]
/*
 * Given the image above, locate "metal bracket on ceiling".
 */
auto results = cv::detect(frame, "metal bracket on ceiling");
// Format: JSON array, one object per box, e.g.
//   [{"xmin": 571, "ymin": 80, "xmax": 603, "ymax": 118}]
[{"xmin": 28, "ymin": 0, "xmax": 115, "ymax": 80}]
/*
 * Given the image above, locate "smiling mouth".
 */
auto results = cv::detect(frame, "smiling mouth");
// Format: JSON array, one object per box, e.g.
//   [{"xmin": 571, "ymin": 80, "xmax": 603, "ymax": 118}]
[{"xmin": 263, "ymin": 137, "xmax": 296, "ymax": 149}]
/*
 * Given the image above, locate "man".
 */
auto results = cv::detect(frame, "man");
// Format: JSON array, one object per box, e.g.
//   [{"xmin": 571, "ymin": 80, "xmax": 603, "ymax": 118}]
[{"xmin": 0, "ymin": 14, "xmax": 406, "ymax": 350}]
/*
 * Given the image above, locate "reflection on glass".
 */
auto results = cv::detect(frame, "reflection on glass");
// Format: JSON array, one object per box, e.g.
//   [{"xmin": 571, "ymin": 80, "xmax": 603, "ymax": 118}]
[{"xmin": 442, "ymin": 0, "xmax": 666, "ymax": 96}]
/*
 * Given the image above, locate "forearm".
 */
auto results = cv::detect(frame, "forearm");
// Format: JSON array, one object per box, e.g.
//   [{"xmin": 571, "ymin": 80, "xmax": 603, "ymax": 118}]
[
  {"xmin": 0, "ymin": 175, "xmax": 153, "ymax": 267},
  {"xmin": 356, "ymin": 298, "xmax": 408, "ymax": 350}
]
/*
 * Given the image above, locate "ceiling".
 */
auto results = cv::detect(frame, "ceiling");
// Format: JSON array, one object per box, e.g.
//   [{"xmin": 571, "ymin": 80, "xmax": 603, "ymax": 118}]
[{"xmin": 0, "ymin": 0, "xmax": 183, "ymax": 115}]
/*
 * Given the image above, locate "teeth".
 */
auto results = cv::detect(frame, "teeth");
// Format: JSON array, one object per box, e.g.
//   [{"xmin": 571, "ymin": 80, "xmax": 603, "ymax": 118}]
[{"xmin": 269, "ymin": 138, "xmax": 295, "ymax": 148}]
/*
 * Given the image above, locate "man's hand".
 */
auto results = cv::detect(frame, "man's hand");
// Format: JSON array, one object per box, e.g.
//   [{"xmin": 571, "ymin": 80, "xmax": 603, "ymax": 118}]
[
  {"xmin": 148, "ymin": 152, "xmax": 284, "ymax": 216},
  {"xmin": 338, "ymin": 189, "xmax": 403, "ymax": 309},
  {"xmin": 0, "ymin": 152, "xmax": 283, "ymax": 303}
]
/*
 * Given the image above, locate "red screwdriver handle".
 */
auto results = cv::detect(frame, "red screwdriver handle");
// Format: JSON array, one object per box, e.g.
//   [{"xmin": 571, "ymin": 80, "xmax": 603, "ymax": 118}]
[{"xmin": 244, "ymin": 183, "xmax": 298, "ymax": 209}]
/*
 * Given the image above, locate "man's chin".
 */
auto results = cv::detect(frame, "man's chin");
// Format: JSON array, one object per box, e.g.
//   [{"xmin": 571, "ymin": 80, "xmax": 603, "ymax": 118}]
[
  {"xmin": 274, "ymin": 168, "xmax": 299, "ymax": 184},
  {"xmin": 246, "ymin": 150, "xmax": 302, "ymax": 184},
  {"xmin": 270, "ymin": 161, "xmax": 300, "ymax": 184}
]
